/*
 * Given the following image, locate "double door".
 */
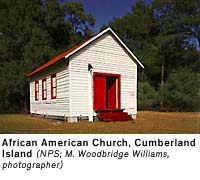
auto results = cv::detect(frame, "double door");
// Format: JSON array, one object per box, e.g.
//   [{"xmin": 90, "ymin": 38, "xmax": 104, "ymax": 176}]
[{"xmin": 93, "ymin": 72, "xmax": 121, "ymax": 110}]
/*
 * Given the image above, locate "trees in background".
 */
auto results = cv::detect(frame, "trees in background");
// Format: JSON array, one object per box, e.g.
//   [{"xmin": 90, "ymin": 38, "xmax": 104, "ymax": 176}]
[
  {"xmin": 0, "ymin": 0, "xmax": 199, "ymax": 112},
  {"xmin": 163, "ymin": 68, "xmax": 200, "ymax": 111},
  {"xmin": 138, "ymin": 81, "xmax": 159, "ymax": 110},
  {"xmin": 0, "ymin": 0, "xmax": 95, "ymax": 112},
  {"xmin": 108, "ymin": 0, "xmax": 200, "ymax": 111}
]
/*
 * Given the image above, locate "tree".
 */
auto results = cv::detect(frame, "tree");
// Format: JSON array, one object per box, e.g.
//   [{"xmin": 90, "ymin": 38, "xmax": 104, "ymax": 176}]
[
  {"xmin": 163, "ymin": 68, "xmax": 200, "ymax": 111},
  {"xmin": 63, "ymin": 1, "xmax": 95, "ymax": 44},
  {"xmin": 138, "ymin": 81, "xmax": 159, "ymax": 110},
  {"xmin": 109, "ymin": 0, "xmax": 155, "ymax": 53},
  {"xmin": 172, "ymin": 0, "xmax": 200, "ymax": 49},
  {"xmin": 0, "ymin": 0, "xmax": 95, "ymax": 113},
  {"xmin": 152, "ymin": 0, "xmax": 181, "ymax": 110},
  {"xmin": 106, "ymin": 0, "xmax": 200, "ymax": 111},
  {"xmin": 152, "ymin": 0, "xmax": 200, "ymax": 110}
]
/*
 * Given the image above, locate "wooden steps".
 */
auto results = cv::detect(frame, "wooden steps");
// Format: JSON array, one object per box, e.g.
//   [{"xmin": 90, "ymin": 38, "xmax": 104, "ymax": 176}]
[{"xmin": 98, "ymin": 111, "xmax": 133, "ymax": 122}]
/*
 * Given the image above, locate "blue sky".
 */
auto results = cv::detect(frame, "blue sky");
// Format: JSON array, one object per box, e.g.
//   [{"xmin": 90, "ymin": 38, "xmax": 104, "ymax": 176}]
[
  {"xmin": 70, "ymin": 0, "xmax": 152, "ymax": 32},
  {"xmin": 66, "ymin": 1, "xmax": 199, "ymax": 49}
]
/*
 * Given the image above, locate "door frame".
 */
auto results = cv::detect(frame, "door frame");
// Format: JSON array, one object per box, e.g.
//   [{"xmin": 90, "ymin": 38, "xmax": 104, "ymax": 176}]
[{"xmin": 93, "ymin": 72, "xmax": 121, "ymax": 110}]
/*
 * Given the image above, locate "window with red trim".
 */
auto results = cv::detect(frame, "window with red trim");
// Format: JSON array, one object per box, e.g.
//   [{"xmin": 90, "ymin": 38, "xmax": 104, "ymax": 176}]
[
  {"xmin": 51, "ymin": 74, "xmax": 57, "ymax": 99},
  {"xmin": 42, "ymin": 78, "xmax": 47, "ymax": 100},
  {"xmin": 35, "ymin": 80, "xmax": 39, "ymax": 101}
]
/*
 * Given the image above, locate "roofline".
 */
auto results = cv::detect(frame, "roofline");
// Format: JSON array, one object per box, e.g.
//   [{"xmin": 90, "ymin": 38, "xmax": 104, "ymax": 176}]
[
  {"xmin": 27, "ymin": 27, "xmax": 144, "ymax": 77},
  {"xmin": 109, "ymin": 28, "xmax": 144, "ymax": 68},
  {"xmin": 64, "ymin": 28, "xmax": 110, "ymax": 59},
  {"xmin": 65, "ymin": 27, "xmax": 144, "ymax": 68}
]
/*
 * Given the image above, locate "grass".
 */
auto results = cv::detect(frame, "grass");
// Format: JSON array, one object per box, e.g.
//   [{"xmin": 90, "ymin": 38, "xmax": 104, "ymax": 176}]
[{"xmin": 0, "ymin": 111, "xmax": 200, "ymax": 134}]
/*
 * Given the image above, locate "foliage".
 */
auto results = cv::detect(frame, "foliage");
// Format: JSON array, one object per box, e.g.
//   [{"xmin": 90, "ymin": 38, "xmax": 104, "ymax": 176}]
[
  {"xmin": 138, "ymin": 81, "xmax": 159, "ymax": 110},
  {"xmin": 163, "ymin": 68, "xmax": 200, "ymax": 111},
  {"xmin": 63, "ymin": 1, "xmax": 95, "ymax": 36},
  {"xmin": 0, "ymin": 0, "xmax": 95, "ymax": 113},
  {"xmin": 106, "ymin": 0, "xmax": 200, "ymax": 111}
]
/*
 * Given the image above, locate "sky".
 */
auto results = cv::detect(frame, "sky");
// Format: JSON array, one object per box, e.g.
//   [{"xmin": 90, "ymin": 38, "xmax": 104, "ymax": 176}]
[{"xmin": 70, "ymin": 0, "xmax": 152, "ymax": 32}]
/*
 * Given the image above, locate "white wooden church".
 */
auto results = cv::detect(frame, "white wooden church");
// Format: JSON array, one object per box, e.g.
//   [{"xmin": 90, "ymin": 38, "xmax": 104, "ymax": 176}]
[{"xmin": 28, "ymin": 27, "xmax": 144, "ymax": 122}]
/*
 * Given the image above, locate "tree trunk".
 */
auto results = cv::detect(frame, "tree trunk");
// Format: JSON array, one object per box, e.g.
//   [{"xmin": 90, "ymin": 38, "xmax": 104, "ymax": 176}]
[{"xmin": 160, "ymin": 59, "xmax": 165, "ymax": 111}]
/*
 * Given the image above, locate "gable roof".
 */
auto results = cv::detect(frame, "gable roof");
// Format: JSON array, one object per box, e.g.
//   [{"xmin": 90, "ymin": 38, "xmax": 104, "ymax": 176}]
[{"xmin": 27, "ymin": 27, "xmax": 144, "ymax": 77}]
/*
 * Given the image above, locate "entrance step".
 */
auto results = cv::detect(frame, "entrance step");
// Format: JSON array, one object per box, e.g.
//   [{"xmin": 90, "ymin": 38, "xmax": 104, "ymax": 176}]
[{"xmin": 98, "ymin": 111, "xmax": 133, "ymax": 122}]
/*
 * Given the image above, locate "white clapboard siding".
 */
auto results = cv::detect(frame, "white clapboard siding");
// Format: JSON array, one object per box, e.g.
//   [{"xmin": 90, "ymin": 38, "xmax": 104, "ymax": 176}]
[
  {"xmin": 30, "ymin": 60, "xmax": 70, "ymax": 116},
  {"xmin": 69, "ymin": 32, "xmax": 137, "ymax": 117}
]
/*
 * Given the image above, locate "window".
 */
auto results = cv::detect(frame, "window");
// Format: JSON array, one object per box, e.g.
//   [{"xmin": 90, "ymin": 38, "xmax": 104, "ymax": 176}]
[
  {"xmin": 51, "ymin": 74, "xmax": 57, "ymax": 99},
  {"xmin": 35, "ymin": 80, "xmax": 39, "ymax": 101},
  {"xmin": 42, "ymin": 78, "xmax": 47, "ymax": 100}
]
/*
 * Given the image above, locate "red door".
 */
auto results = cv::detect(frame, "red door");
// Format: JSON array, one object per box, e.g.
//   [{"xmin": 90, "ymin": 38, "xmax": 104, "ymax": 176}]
[
  {"xmin": 93, "ymin": 72, "xmax": 121, "ymax": 110},
  {"xmin": 107, "ymin": 77, "xmax": 117, "ymax": 109},
  {"xmin": 93, "ymin": 75, "xmax": 106, "ymax": 110}
]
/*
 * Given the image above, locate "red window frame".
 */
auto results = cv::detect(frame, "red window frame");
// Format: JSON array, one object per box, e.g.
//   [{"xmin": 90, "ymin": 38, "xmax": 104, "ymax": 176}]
[
  {"xmin": 42, "ymin": 78, "xmax": 47, "ymax": 100},
  {"xmin": 35, "ymin": 80, "xmax": 39, "ymax": 101},
  {"xmin": 51, "ymin": 74, "xmax": 57, "ymax": 99}
]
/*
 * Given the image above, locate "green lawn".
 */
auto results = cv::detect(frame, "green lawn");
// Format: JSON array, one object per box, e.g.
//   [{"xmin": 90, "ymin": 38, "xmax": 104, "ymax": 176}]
[{"xmin": 0, "ymin": 111, "xmax": 200, "ymax": 134}]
